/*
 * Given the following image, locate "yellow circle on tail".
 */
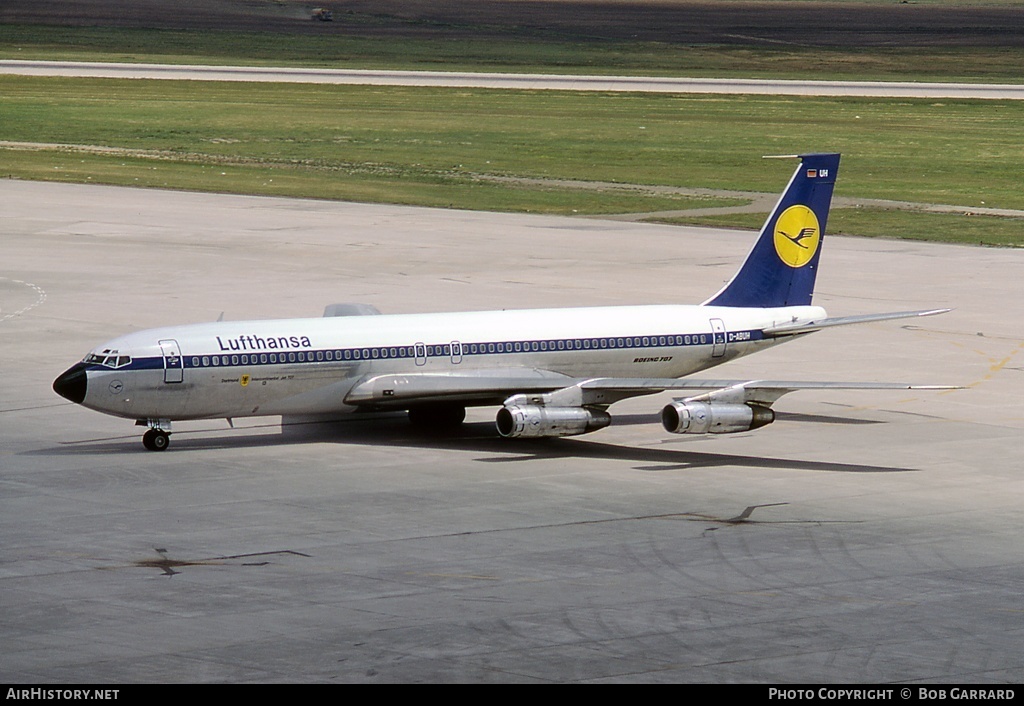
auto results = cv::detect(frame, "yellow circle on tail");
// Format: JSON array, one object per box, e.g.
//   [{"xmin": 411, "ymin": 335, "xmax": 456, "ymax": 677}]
[{"xmin": 773, "ymin": 205, "xmax": 820, "ymax": 268}]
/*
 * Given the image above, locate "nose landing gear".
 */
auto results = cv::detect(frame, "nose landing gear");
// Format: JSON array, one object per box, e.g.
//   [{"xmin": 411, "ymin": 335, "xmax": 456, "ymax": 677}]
[
  {"xmin": 139, "ymin": 420, "xmax": 172, "ymax": 451},
  {"xmin": 142, "ymin": 429, "xmax": 170, "ymax": 451}
]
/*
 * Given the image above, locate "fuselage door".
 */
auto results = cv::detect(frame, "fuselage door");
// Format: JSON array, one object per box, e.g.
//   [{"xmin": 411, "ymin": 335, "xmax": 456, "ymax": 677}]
[
  {"xmin": 159, "ymin": 339, "xmax": 184, "ymax": 383},
  {"xmin": 710, "ymin": 318, "xmax": 727, "ymax": 358},
  {"xmin": 450, "ymin": 340, "xmax": 463, "ymax": 365},
  {"xmin": 414, "ymin": 342, "xmax": 427, "ymax": 367}
]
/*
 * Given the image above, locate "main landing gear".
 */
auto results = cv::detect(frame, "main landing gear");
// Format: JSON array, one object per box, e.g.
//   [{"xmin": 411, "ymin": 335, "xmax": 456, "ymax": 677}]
[{"xmin": 139, "ymin": 419, "xmax": 172, "ymax": 451}]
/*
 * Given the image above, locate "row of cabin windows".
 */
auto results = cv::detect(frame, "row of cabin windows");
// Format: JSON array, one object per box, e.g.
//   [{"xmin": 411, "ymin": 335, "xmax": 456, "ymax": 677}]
[{"xmin": 187, "ymin": 334, "xmax": 713, "ymax": 368}]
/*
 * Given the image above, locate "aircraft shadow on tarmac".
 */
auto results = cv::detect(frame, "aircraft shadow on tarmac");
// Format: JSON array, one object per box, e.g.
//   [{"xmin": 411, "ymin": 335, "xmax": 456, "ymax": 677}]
[{"xmin": 43, "ymin": 410, "xmax": 912, "ymax": 474}]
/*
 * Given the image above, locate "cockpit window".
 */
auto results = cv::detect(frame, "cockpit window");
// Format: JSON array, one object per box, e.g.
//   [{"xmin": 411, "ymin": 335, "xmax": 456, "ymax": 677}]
[{"xmin": 83, "ymin": 349, "xmax": 132, "ymax": 369}]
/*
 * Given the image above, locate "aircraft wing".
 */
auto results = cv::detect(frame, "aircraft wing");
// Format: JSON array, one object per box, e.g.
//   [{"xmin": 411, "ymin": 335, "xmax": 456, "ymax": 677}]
[
  {"xmin": 575, "ymin": 377, "xmax": 957, "ymax": 407},
  {"xmin": 345, "ymin": 370, "xmax": 956, "ymax": 410},
  {"xmin": 762, "ymin": 308, "xmax": 951, "ymax": 338}
]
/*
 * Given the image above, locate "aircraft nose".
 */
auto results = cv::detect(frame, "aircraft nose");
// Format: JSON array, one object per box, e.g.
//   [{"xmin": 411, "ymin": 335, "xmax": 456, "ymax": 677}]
[{"xmin": 53, "ymin": 363, "xmax": 88, "ymax": 404}]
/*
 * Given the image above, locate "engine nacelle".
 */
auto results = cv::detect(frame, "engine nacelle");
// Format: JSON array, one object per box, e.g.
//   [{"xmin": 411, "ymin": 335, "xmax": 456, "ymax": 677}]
[
  {"xmin": 661, "ymin": 401, "xmax": 775, "ymax": 435},
  {"xmin": 496, "ymin": 405, "xmax": 612, "ymax": 438}
]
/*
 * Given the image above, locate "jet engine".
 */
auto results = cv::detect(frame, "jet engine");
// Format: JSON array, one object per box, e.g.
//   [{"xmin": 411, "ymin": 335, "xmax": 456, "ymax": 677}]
[
  {"xmin": 496, "ymin": 404, "xmax": 611, "ymax": 438},
  {"xmin": 661, "ymin": 400, "xmax": 774, "ymax": 435}
]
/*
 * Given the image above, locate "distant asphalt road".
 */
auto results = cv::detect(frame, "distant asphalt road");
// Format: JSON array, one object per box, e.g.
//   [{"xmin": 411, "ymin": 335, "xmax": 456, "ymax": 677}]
[{"xmin": 3, "ymin": 60, "xmax": 1024, "ymax": 99}]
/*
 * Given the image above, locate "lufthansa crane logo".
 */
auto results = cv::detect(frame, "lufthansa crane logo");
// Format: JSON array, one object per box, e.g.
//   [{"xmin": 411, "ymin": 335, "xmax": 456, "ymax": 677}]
[{"xmin": 773, "ymin": 205, "xmax": 820, "ymax": 268}]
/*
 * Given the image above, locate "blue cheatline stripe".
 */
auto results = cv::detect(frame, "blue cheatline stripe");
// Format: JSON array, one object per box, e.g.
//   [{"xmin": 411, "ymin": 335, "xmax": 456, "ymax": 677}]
[{"xmin": 83, "ymin": 329, "xmax": 765, "ymax": 372}]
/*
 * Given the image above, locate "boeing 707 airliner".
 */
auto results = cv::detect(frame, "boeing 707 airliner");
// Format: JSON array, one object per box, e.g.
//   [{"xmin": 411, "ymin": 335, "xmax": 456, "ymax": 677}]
[{"xmin": 53, "ymin": 153, "xmax": 951, "ymax": 450}]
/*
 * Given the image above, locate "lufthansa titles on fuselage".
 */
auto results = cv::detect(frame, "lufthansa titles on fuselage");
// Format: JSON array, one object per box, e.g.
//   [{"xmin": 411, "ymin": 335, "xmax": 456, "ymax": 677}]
[{"xmin": 216, "ymin": 334, "xmax": 312, "ymax": 352}]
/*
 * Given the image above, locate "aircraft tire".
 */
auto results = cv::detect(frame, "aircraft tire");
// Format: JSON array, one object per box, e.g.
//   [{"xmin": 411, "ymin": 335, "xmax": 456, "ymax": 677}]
[{"xmin": 143, "ymin": 429, "xmax": 170, "ymax": 451}]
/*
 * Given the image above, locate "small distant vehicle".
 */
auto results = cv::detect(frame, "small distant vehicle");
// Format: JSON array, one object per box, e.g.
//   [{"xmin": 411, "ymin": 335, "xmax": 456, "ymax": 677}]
[{"xmin": 312, "ymin": 8, "xmax": 333, "ymax": 21}]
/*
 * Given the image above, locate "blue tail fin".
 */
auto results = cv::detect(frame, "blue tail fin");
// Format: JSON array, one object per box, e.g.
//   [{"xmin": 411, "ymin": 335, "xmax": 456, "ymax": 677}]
[{"xmin": 704, "ymin": 153, "xmax": 840, "ymax": 308}]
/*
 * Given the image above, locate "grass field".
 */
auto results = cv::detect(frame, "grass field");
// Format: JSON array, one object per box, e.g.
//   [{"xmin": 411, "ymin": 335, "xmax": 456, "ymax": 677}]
[{"xmin": 2, "ymin": 75, "xmax": 1023, "ymax": 245}]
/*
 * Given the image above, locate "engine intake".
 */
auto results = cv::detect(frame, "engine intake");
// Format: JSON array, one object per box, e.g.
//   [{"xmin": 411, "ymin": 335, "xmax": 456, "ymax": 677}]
[
  {"xmin": 661, "ymin": 401, "xmax": 774, "ymax": 435},
  {"xmin": 496, "ymin": 405, "xmax": 611, "ymax": 438}
]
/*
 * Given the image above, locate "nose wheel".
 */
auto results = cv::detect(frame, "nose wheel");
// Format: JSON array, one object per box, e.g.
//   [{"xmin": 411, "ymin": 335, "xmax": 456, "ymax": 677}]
[{"xmin": 142, "ymin": 428, "xmax": 171, "ymax": 451}]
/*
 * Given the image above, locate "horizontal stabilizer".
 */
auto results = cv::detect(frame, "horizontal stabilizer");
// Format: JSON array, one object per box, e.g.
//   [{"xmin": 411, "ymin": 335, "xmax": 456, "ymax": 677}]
[{"xmin": 762, "ymin": 308, "xmax": 951, "ymax": 337}]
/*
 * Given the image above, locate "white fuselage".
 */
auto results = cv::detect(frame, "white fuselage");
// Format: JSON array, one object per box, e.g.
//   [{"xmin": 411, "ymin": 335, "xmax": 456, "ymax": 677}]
[{"xmin": 74, "ymin": 304, "xmax": 823, "ymax": 422}]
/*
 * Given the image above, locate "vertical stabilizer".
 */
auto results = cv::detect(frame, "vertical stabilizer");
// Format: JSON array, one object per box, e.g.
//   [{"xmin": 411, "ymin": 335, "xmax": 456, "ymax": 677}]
[{"xmin": 704, "ymin": 153, "xmax": 840, "ymax": 308}]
